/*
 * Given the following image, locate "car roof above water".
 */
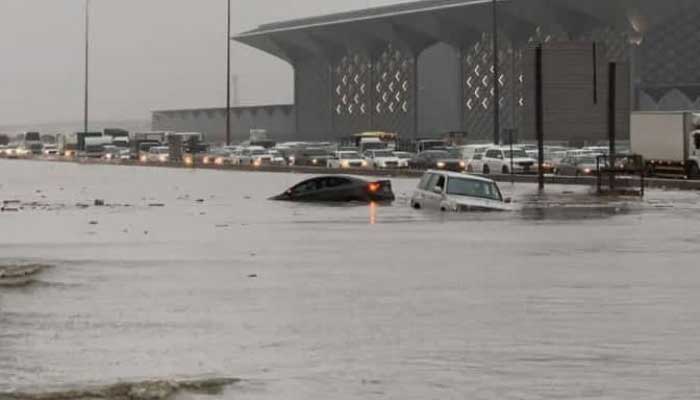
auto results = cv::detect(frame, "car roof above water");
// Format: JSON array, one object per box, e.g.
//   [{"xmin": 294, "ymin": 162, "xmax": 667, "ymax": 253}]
[
  {"xmin": 424, "ymin": 170, "xmax": 497, "ymax": 184},
  {"xmin": 295, "ymin": 175, "xmax": 368, "ymax": 185}
]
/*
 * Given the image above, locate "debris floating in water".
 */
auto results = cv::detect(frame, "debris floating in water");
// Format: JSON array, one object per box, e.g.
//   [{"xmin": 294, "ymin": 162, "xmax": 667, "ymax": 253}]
[{"xmin": 1, "ymin": 200, "xmax": 21, "ymax": 212}]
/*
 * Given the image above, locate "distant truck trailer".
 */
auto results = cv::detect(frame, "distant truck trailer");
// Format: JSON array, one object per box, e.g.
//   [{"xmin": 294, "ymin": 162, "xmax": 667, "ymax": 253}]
[
  {"xmin": 353, "ymin": 132, "xmax": 398, "ymax": 153},
  {"xmin": 56, "ymin": 132, "xmax": 100, "ymax": 156},
  {"xmin": 19, "ymin": 131, "xmax": 44, "ymax": 155},
  {"xmin": 76, "ymin": 132, "xmax": 103, "ymax": 152},
  {"xmin": 131, "ymin": 131, "xmax": 168, "ymax": 158},
  {"xmin": 82, "ymin": 136, "xmax": 113, "ymax": 158},
  {"xmin": 104, "ymin": 128, "xmax": 130, "ymax": 148},
  {"xmin": 631, "ymin": 111, "xmax": 700, "ymax": 178}
]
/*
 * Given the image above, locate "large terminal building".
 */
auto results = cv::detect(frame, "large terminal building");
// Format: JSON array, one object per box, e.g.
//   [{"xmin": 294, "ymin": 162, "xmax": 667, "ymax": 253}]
[{"xmin": 152, "ymin": 0, "xmax": 700, "ymax": 145}]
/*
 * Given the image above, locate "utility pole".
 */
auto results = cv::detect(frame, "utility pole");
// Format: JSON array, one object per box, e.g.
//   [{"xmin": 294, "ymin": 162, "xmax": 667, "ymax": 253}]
[
  {"xmin": 608, "ymin": 62, "xmax": 617, "ymax": 190},
  {"xmin": 492, "ymin": 0, "xmax": 500, "ymax": 145},
  {"xmin": 84, "ymin": 0, "xmax": 90, "ymax": 135},
  {"xmin": 535, "ymin": 45, "xmax": 544, "ymax": 191},
  {"xmin": 225, "ymin": 0, "xmax": 232, "ymax": 146}
]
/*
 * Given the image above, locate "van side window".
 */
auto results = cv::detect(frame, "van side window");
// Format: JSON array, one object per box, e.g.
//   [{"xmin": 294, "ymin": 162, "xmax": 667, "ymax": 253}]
[
  {"xmin": 418, "ymin": 174, "xmax": 433, "ymax": 190},
  {"xmin": 435, "ymin": 176, "xmax": 446, "ymax": 190},
  {"xmin": 473, "ymin": 154, "xmax": 483, "ymax": 161},
  {"xmin": 694, "ymin": 133, "xmax": 700, "ymax": 150},
  {"xmin": 425, "ymin": 174, "xmax": 441, "ymax": 191},
  {"xmin": 486, "ymin": 150, "xmax": 499, "ymax": 159}
]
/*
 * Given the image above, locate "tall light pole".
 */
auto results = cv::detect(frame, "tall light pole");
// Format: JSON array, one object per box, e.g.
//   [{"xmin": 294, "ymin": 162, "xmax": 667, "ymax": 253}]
[
  {"xmin": 225, "ymin": 0, "xmax": 232, "ymax": 146},
  {"xmin": 492, "ymin": 0, "xmax": 500, "ymax": 145},
  {"xmin": 84, "ymin": 0, "xmax": 90, "ymax": 135}
]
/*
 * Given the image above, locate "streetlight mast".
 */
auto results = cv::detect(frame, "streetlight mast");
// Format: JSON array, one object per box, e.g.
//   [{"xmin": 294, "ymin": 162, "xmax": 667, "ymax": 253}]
[
  {"xmin": 225, "ymin": 0, "xmax": 232, "ymax": 146},
  {"xmin": 492, "ymin": 0, "xmax": 500, "ymax": 145},
  {"xmin": 84, "ymin": 0, "xmax": 90, "ymax": 135}
]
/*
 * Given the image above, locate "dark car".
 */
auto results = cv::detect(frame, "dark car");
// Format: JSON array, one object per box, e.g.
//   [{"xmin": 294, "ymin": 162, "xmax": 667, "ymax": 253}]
[
  {"xmin": 270, "ymin": 176, "xmax": 395, "ymax": 203},
  {"xmin": 408, "ymin": 149, "xmax": 466, "ymax": 172},
  {"xmin": 289, "ymin": 148, "xmax": 333, "ymax": 166},
  {"xmin": 555, "ymin": 156, "xmax": 601, "ymax": 176}
]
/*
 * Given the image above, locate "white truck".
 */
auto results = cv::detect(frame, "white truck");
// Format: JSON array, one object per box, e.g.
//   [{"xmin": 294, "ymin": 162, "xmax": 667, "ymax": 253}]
[
  {"xmin": 631, "ymin": 111, "xmax": 700, "ymax": 178},
  {"xmin": 82, "ymin": 136, "xmax": 114, "ymax": 158},
  {"xmin": 354, "ymin": 132, "xmax": 398, "ymax": 153},
  {"xmin": 57, "ymin": 133, "xmax": 78, "ymax": 157}
]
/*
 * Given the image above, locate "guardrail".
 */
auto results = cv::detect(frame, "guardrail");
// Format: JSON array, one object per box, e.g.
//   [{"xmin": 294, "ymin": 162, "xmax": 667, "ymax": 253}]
[{"xmin": 4, "ymin": 155, "xmax": 700, "ymax": 191}]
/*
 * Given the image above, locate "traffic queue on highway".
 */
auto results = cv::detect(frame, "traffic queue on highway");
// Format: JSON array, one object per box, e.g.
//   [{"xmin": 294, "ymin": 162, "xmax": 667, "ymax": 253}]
[{"xmin": 0, "ymin": 130, "xmax": 628, "ymax": 177}]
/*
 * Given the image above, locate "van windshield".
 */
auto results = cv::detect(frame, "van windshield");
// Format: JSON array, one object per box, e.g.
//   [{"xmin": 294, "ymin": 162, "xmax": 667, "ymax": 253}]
[
  {"xmin": 302, "ymin": 149, "xmax": 328, "ymax": 156},
  {"xmin": 446, "ymin": 177, "xmax": 502, "ymax": 201},
  {"xmin": 339, "ymin": 152, "xmax": 361, "ymax": 159},
  {"xmin": 577, "ymin": 157, "xmax": 597, "ymax": 164},
  {"xmin": 504, "ymin": 149, "xmax": 529, "ymax": 158},
  {"xmin": 363, "ymin": 142, "xmax": 386, "ymax": 150}
]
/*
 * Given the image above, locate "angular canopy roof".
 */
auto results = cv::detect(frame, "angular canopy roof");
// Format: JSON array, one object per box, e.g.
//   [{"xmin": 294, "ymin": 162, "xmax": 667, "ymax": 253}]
[
  {"xmin": 238, "ymin": 0, "xmax": 487, "ymax": 37},
  {"xmin": 234, "ymin": 0, "xmax": 695, "ymax": 63}
]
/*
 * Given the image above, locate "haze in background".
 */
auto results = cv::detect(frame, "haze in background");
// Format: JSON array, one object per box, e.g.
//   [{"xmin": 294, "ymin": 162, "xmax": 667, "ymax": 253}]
[{"xmin": 0, "ymin": 0, "xmax": 411, "ymax": 129}]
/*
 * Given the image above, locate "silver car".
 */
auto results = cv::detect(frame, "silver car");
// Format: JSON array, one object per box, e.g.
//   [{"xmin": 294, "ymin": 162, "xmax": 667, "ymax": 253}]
[{"xmin": 555, "ymin": 156, "xmax": 601, "ymax": 176}]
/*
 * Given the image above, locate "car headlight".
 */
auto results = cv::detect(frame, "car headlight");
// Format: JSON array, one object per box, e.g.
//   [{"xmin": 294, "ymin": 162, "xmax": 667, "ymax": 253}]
[
  {"xmin": 341, "ymin": 160, "xmax": 350, "ymax": 168},
  {"xmin": 105, "ymin": 154, "xmax": 113, "ymax": 160},
  {"xmin": 583, "ymin": 168, "xmax": 592, "ymax": 174},
  {"xmin": 215, "ymin": 157, "xmax": 224, "ymax": 165},
  {"xmin": 254, "ymin": 159, "xmax": 262, "ymax": 167},
  {"xmin": 459, "ymin": 161, "xmax": 466, "ymax": 168},
  {"xmin": 361, "ymin": 160, "xmax": 368, "ymax": 167},
  {"xmin": 184, "ymin": 155, "xmax": 194, "ymax": 165},
  {"xmin": 437, "ymin": 161, "xmax": 446, "ymax": 168},
  {"xmin": 159, "ymin": 155, "xmax": 168, "ymax": 162},
  {"xmin": 312, "ymin": 159, "xmax": 318, "ymax": 165}
]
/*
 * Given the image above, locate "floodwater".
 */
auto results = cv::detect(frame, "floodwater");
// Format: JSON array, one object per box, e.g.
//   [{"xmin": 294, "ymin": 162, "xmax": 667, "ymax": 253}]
[{"xmin": 2, "ymin": 159, "xmax": 700, "ymax": 399}]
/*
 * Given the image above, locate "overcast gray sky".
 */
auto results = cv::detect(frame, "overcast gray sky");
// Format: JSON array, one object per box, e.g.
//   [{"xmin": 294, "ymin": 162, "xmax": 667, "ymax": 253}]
[{"xmin": 0, "ymin": 0, "xmax": 412, "ymax": 126}]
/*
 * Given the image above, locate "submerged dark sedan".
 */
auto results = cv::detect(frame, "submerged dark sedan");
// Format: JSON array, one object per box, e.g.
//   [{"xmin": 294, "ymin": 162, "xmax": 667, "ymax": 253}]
[{"xmin": 270, "ymin": 176, "xmax": 395, "ymax": 203}]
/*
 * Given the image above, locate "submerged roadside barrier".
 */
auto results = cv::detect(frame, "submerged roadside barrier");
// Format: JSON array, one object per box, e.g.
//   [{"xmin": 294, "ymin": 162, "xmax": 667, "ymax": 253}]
[
  {"xmin": 0, "ymin": 377, "xmax": 241, "ymax": 400},
  {"xmin": 0, "ymin": 264, "xmax": 50, "ymax": 287},
  {"xmin": 9, "ymin": 156, "xmax": 700, "ymax": 191}
]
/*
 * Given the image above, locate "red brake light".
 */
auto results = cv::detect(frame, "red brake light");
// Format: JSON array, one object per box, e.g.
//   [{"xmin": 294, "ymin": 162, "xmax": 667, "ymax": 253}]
[{"xmin": 368, "ymin": 183, "xmax": 381, "ymax": 193}]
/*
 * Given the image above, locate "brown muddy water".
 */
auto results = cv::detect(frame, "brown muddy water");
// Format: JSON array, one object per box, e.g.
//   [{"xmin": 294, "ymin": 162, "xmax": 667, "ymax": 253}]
[{"xmin": 1, "ymin": 159, "xmax": 700, "ymax": 399}]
